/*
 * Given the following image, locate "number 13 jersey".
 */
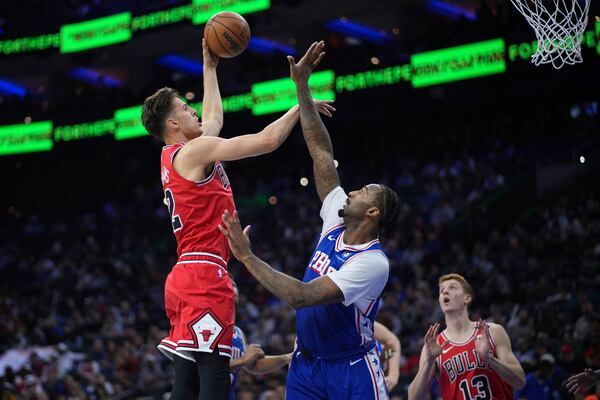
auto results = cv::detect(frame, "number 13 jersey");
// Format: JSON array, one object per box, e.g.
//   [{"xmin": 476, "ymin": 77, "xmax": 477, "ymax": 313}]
[{"xmin": 436, "ymin": 321, "xmax": 514, "ymax": 400}]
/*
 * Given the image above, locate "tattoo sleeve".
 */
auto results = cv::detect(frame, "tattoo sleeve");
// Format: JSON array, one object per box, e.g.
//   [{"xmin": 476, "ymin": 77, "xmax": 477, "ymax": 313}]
[
  {"xmin": 242, "ymin": 254, "xmax": 344, "ymax": 308},
  {"xmin": 295, "ymin": 82, "xmax": 341, "ymax": 202}
]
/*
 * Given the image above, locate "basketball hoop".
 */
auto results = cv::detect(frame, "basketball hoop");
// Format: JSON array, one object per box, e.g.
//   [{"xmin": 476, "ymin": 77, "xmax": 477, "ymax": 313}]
[{"xmin": 510, "ymin": 0, "xmax": 591, "ymax": 68}]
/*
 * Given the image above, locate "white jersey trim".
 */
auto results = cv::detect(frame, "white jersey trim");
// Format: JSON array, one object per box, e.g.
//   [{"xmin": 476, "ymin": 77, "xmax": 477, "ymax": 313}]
[
  {"xmin": 180, "ymin": 252, "xmax": 226, "ymax": 262},
  {"xmin": 441, "ymin": 324, "xmax": 478, "ymax": 345},
  {"xmin": 175, "ymin": 260, "xmax": 227, "ymax": 273}
]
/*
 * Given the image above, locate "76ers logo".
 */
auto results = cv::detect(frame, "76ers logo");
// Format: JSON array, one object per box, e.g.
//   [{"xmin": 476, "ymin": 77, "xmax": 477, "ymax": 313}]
[{"xmin": 309, "ymin": 251, "xmax": 337, "ymax": 276}]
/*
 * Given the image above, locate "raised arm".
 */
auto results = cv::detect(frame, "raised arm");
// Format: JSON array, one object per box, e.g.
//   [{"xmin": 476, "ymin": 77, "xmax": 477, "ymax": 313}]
[
  {"xmin": 374, "ymin": 321, "xmax": 401, "ymax": 391},
  {"xmin": 288, "ymin": 41, "xmax": 340, "ymax": 202},
  {"xmin": 408, "ymin": 323, "xmax": 447, "ymax": 400},
  {"xmin": 477, "ymin": 321, "xmax": 525, "ymax": 390},
  {"xmin": 199, "ymin": 38, "xmax": 223, "ymax": 137},
  {"xmin": 175, "ymin": 105, "xmax": 299, "ymax": 180}
]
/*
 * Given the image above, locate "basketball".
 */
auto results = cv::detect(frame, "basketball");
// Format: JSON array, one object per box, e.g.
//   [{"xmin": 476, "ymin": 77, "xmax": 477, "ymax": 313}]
[{"xmin": 204, "ymin": 11, "xmax": 251, "ymax": 58}]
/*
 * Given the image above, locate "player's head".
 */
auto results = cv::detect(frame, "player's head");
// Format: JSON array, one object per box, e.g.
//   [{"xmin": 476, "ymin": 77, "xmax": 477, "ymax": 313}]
[
  {"xmin": 141, "ymin": 87, "xmax": 202, "ymax": 141},
  {"xmin": 338, "ymin": 184, "xmax": 400, "ymax": 231},
  {"xmin": 438, "ymin": 273, "xmax": 474, "ymax": 313}
]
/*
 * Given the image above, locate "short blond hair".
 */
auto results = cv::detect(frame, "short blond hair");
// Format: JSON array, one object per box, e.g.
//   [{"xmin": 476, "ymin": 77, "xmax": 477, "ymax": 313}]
[{"xmin": 439, "ymin": 273, "xmax": 474, "ymax": 304}]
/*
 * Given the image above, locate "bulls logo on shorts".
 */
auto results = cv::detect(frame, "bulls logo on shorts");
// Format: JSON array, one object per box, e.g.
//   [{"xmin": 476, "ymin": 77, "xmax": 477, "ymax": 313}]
[{"xmin": 189, "ymin": 311, "xmax": 225, "ymax": 351}]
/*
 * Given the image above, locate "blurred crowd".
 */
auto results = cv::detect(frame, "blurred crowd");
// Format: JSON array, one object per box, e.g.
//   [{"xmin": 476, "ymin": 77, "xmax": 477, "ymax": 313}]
[{"xmin": 1, "ymin": 99, "xmax": 598, "ymax": 399}]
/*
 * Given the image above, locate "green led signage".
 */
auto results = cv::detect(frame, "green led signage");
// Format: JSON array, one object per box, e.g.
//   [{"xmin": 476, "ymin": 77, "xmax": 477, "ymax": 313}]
[
  {"xmin": 0, "ymin": 33, "xmax": 60, "ymax": 55},
  {"xmin": 192, "ymin": 0, "xmax": 270, "ymax": 25},
  {"xmin": 54, "ymin": 119, "xmax": 115, "ymax": 142},
  {"xmin": 252, "ymin": 70, "xmax": 335, "ymax": 116},
  {"xmin": 0, "ymin": 121, "xmax": 53, "ymax": 155},
  {"xmin": 411, "ymin": 38, "xmax": 506, "ymax": 88},
  {"xmin": 115, "ymin": 105, "xmax": 146, "ymax": 140},
  {"xmin": 336, "ymin": 64, "xmax": 411, "ymax": 93},
  {"xmin": 131, "ymin": 4, "xmax": 195, "ymax": 31},
  {"xmin": 60, "ymin": 12, "xmax": 132, "ymax": 53}
]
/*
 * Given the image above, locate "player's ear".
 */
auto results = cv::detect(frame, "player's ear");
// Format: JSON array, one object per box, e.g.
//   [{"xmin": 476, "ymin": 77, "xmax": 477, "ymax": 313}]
[
  {"xmin": 464, "ymin": 293, "xmax": 472, "ymax": 307},
  {"xmin": 166, "ymin": 116, "xmax": 179, "ymax": 130},
  {"xmin": 366, "ymin": 206, "xmax": 380, "ymax": 219}
]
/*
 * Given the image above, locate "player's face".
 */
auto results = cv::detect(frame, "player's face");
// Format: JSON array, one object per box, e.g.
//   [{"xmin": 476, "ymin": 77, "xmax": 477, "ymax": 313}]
[
  {"xmin": 341, "ymin": 184, "xmax": 382, "ymax": 221},
  {"xmin": 439, "ymin": 279, "xmax": 471, "ymax": 312},
  {"xmin": 170, "ymin": 98, "xmax": 203, "ymax": 139}
]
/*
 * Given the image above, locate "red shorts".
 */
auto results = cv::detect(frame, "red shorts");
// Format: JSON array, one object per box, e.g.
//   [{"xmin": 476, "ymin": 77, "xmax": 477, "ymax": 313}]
[{"xmin": 157, "ymin": 257, "xmax": 234, "ymax": 362}]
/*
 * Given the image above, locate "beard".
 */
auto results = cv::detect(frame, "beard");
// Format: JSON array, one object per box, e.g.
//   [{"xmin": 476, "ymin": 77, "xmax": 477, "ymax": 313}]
[{"xmin": 338, "ymin": 208, "xmax": 344, "ymax": 217}]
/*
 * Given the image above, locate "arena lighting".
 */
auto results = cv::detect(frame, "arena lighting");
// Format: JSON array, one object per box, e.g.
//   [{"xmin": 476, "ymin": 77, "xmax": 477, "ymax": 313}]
[
  {"xmin": 325, "ymin": 19, "xmax": 392, "ymax": 45},
  {"xmin": 426, "ymin": 0, "xmax": 477, "ymax": 21},
  {"xmin": 0, "ymin": 79, "xmax": 27, "ymax": 98},
  {"xmin": 156, "ymin": 55, "xmax": 204, "ymax": 76},
  {"xmin": 248, "ymin": 37, "xmax": 297, "ymax": 56},
  {"xmin": 70, "ymin": 68, "xmax": 122, "ymax": 87}
]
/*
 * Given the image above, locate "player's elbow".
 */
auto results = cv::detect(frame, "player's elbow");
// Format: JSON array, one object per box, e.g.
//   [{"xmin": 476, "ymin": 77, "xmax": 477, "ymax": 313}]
[
  {"xmin": 514, "ymin": 371, "xmax": 526, "ymax": 390},
  {"xmin": 260, "ymin": 126, "xmax": 283, "ymax": 153}
]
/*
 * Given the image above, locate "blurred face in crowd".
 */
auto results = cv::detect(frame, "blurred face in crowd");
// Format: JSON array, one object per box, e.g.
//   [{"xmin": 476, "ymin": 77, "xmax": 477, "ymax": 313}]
[
  {"xmin": 167, "ymin": 97, "xmax": 203, "ymax": 139},
  {"xmin": 230, "ymin": 276, "xmax": 239, "ymax": 306},
  {"xmin": 439, "ymin": 279, "xmax": 472, "ymax": 313},
  {"xmin": 339, "ymin": 184, "xmax": 383, "ymax": 224}
]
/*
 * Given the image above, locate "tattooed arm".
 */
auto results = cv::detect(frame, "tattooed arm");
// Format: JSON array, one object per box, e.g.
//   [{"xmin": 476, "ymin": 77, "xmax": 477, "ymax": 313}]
[
  {"xmin": 219, "ymin": 210, "xmax": 344, "ymax": 309},
  {"xmin": 288, "ymin": 41, "xmax": 340, "ymax": 202}
]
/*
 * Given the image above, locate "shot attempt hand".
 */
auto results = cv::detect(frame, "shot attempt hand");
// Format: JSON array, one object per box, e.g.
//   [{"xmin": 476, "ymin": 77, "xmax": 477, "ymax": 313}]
[
  {"xmin": 288, "ymin": 40, "xmax": 325, "ymax": 83},
  {"xmin": 219, "ymin": 210, "xmax": 253, "ymax": 262},
  {"xmin": 202, "ymin": 38, "xmax": 219, "ymax": 69}
]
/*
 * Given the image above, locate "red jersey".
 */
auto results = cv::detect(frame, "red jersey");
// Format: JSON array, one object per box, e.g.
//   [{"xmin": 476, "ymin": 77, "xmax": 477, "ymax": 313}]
[
  {"xmin": 160, "ymin": 143, "xmax": 235, "ymax": 264},
  {"xmin": 436, "ymin": 322, "xmax": 514, "ymax": 400}
]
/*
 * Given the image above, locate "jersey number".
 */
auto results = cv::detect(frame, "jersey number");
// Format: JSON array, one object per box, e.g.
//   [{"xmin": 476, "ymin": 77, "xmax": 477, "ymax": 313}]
[
  {"xmin": 164, "ymin": 189, "xmax": 183, "ymax": 232},
  {"xmin": 459, "ymin": 375, "xmax": 492, "ymax": 400}
]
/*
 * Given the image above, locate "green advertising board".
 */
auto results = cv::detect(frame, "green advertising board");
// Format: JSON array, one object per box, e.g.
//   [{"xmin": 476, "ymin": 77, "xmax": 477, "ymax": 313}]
[
  {"xmin": 411, "ymin": 38, "xmax": 506, "ymax": 88},
  {"xmin": 192, "ymin": 0, "xmax": 270, "ymax": 25},
  {"xmin": 115, "ymin": 105, "xmax": 146, "ymax": 140},
  {"xmin": 60, "ymin": 12, "xmax": 132, "ymax": 53},
  {"xmin": 252, "ymin": 70, "xmax": 335, "ymax": 116},
  {"xmin": 0, "ymin": 121, "xmax": 53, "ymax": 155}
]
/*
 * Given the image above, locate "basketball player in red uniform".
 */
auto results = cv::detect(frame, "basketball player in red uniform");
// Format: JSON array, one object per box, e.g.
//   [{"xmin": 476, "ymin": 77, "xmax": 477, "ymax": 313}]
[
  {"xmin": 408, "ymin": 273, "xmax": 525, "ymax": 399},
  {"xmin": 140, "ymin": 39, "xmax": 334, "ymax": 400}
]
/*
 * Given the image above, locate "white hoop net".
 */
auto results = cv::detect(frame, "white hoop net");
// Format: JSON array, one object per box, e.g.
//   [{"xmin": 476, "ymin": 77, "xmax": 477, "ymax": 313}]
[{"xmin": 510, "ymin": 0, "xmax": 591, "ymax": 68}]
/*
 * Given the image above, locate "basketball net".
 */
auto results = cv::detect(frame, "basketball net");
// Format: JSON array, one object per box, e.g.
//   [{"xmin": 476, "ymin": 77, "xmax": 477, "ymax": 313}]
[{"xmin": 510, "ymin": 0, "xmax": 591, "ymax": 68}]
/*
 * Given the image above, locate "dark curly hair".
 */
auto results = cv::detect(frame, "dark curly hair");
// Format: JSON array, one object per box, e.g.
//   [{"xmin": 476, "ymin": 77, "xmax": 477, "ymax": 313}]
[{"xmin": 375, "ymin": 184, "xmax": 400, "ymax": 231}]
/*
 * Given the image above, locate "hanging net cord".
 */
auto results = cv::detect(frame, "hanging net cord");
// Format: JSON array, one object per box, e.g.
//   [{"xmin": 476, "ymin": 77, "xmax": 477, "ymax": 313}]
[{"xmin": 510, "ymin": 0, "xmax": 591, "ymax": 67}]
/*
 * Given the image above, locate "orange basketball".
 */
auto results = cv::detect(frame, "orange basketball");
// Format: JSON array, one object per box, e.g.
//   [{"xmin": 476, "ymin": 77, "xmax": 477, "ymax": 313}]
[{"xmin": 204, "ymin": 11, "xmax": 251, "ymax": 58}]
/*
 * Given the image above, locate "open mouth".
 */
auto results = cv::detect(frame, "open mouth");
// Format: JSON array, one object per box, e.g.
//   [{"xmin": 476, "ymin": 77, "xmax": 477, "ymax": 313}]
[{"xmin": 443, "ymin": 297, "xmax": 450, "ymax": 305}]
